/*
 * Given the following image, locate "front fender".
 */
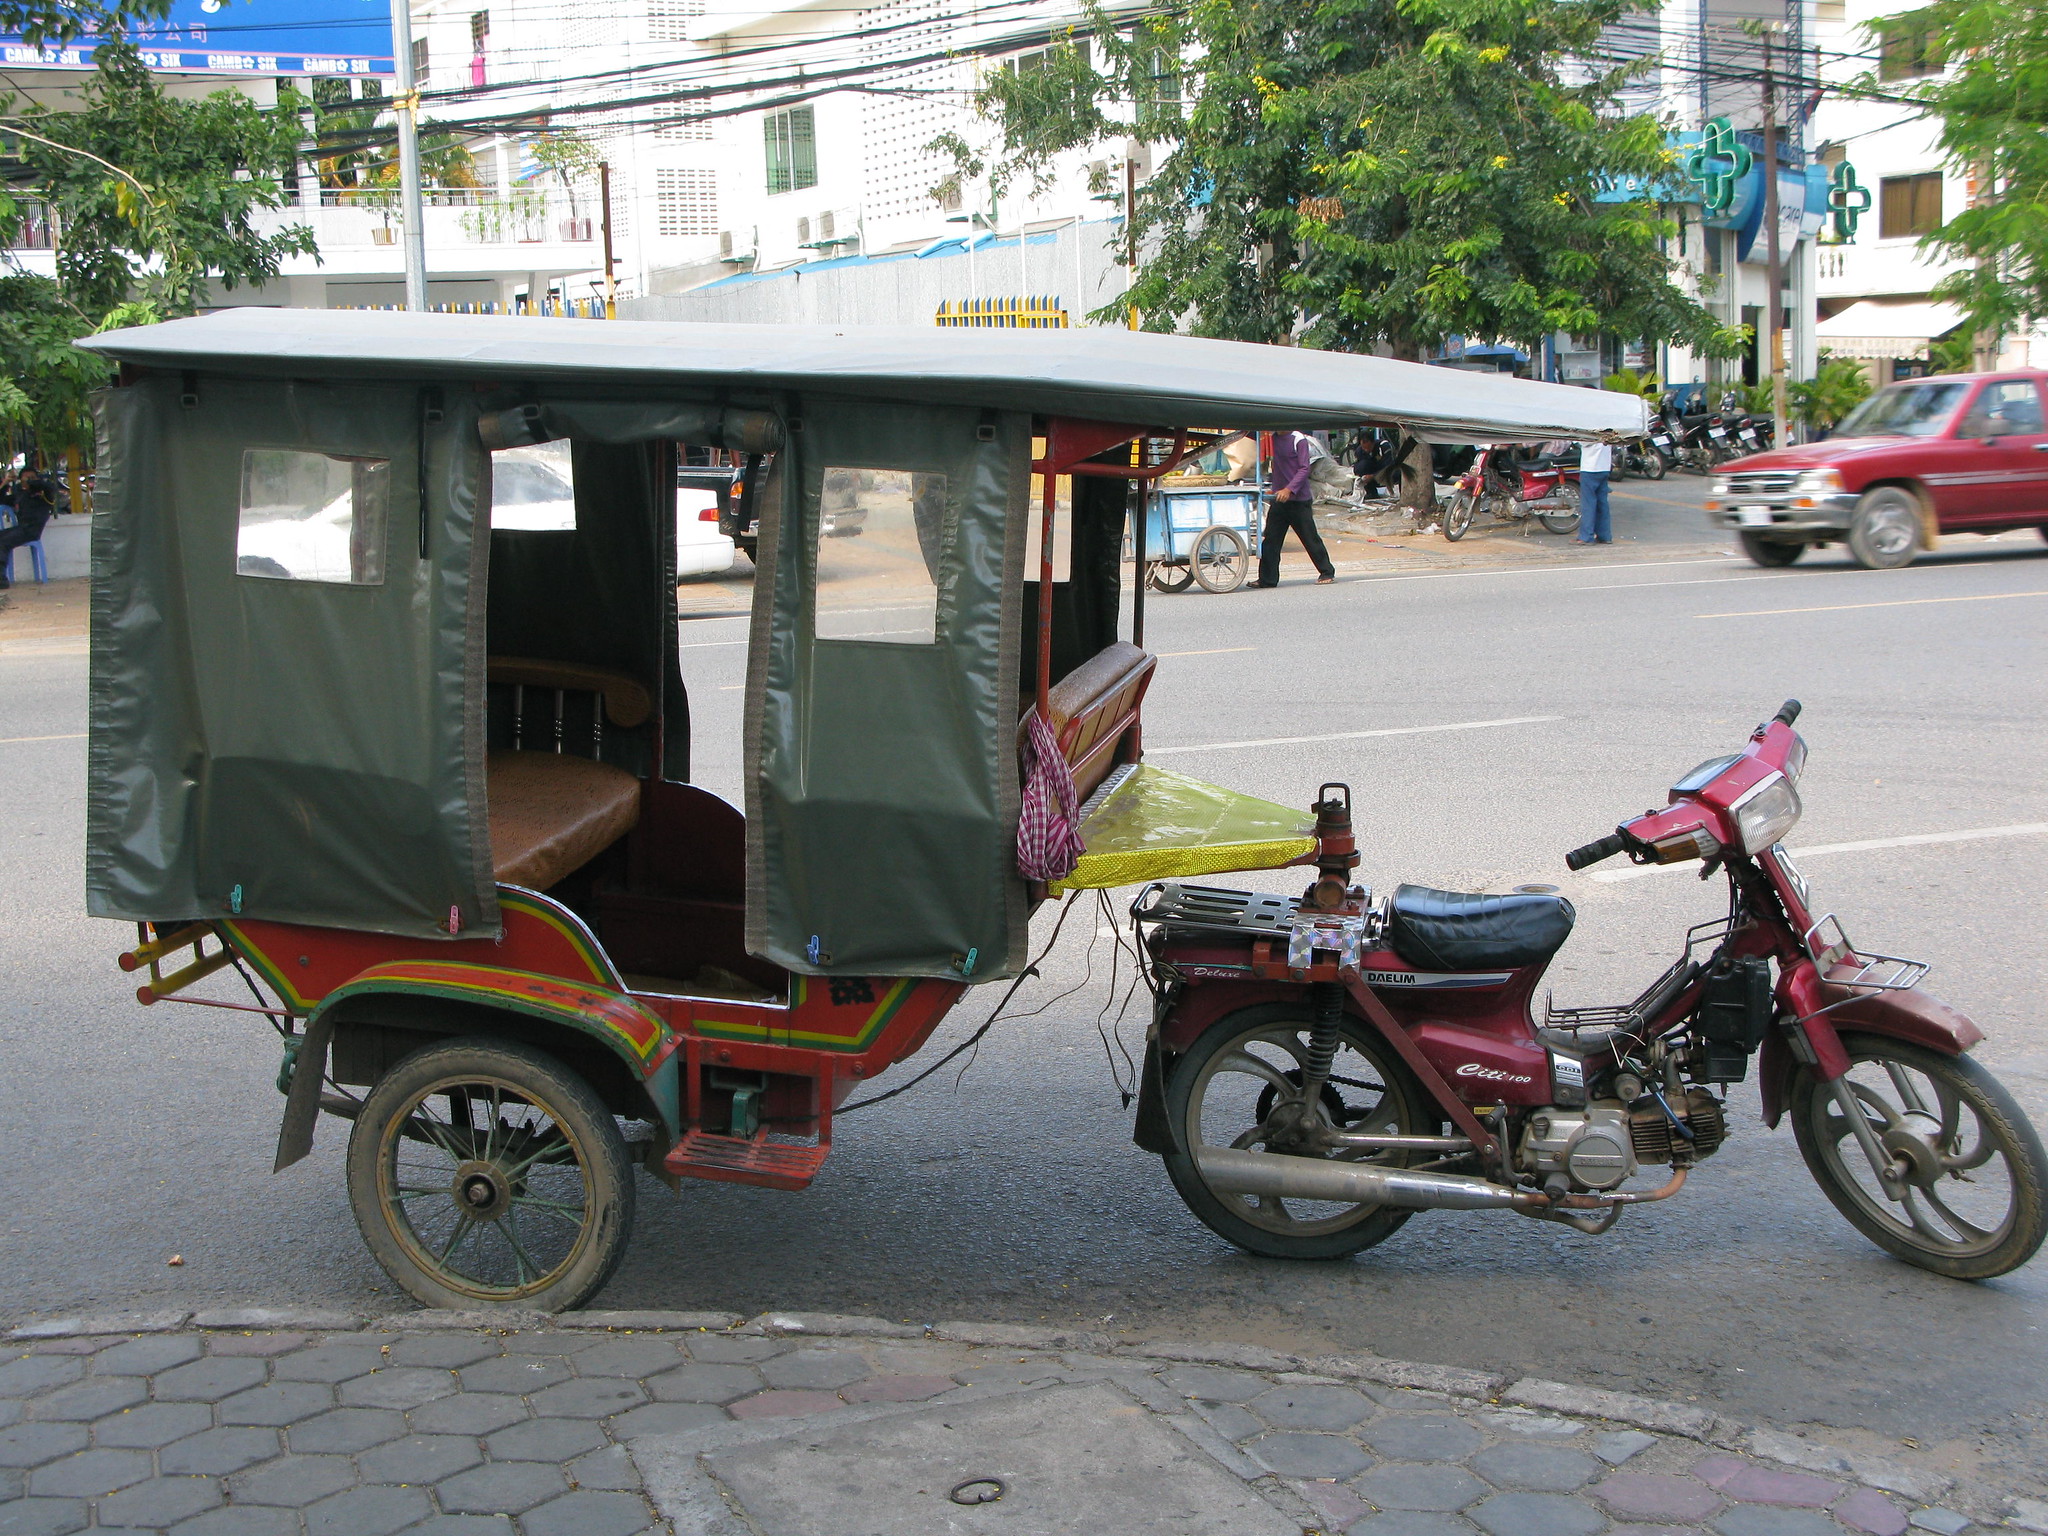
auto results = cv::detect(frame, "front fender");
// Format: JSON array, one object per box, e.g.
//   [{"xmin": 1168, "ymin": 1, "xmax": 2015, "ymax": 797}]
[
  {"xmin": 275, "ymin": 962, "xmax": 677, "ymax": 1169},
  {"xmin": 1757, "ymin": 982, "xmax": 1981, "ymax": 1128}
]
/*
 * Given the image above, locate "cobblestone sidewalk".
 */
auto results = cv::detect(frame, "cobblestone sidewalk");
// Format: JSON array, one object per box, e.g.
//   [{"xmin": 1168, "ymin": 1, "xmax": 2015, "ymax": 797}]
[{"xmin": 2, "ymin": 1308, "xmax": 2039, "ymax": 1536}]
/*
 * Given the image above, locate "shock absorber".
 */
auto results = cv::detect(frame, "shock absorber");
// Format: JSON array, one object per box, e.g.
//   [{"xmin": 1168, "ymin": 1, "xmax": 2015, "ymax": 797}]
[{"xmin": 1300, "ymin": 980, "xmax": 1346, "ymax": 1103}]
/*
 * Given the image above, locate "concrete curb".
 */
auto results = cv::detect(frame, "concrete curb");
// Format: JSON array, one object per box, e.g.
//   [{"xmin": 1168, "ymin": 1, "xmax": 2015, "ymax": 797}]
[{"xmin": 3, "ymin": 1302, "xmax": 1956, "ymax": 1508}]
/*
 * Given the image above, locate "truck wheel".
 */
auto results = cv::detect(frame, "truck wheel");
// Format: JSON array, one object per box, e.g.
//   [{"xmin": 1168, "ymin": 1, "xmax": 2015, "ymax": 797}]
[
  {"xmin": 1847, "ymin": 488, "xmax": 1922, "ymax": 570},
  {"xmin": 1739, "ymin": 533, "xmax": 1804, "ymax": 567},
  {"xmin": 346, "ymin": 1036, "xmax": 635, "ymax": 1311}
]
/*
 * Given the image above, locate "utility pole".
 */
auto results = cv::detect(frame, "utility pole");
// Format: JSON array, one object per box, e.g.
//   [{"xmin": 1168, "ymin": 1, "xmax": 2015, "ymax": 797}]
[
  {"xmin": 389, "ymin": 0, "xmax": 428, "ymax": 311},
  {"xmin": 1761, "ymin": 25, "xmax": 1788, "ymax": 445},
  {"xmin": 1123, "ymin": 151, "xmax": 1138, "ymax": 330},
  {"xmin": 598, "ymin": 162, "xmax": 617, "ymax": 319}
]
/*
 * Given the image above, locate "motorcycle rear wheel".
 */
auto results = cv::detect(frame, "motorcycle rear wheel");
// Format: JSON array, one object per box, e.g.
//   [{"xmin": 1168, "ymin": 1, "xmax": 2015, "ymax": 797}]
[
  {"xmin": 1791, "ymin": 1035, "xmax": 2048, "ymax": 1280},
  {"xmin": 1162, "ymin": 1003, "xmax": 1436, "ymax": 1260},
  {"xmin": 1639, "ymin": 449, "xmax": 1667, "ymax": 481},
  {"xmin": 1539, "ymin": 484, "xmax": 1582, "ymax": 536}
]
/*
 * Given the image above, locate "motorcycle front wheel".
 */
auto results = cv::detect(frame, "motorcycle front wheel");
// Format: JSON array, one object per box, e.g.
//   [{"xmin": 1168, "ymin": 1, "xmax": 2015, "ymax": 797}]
[
  {"xmin": 1443, "ymin": 493, "xmax": 1474, "ymax": 541},
  {"xmin": 1791, "ymin": 1035, "xmax": 2048, "ymax": 1280},
  {"xmin": 1639, "ymin": 449, "xmax": 1667, "ymax": 481},
  {"xmin": 1162, "ymin": 1003, "xmax": 1437, "ymax": 1260}
]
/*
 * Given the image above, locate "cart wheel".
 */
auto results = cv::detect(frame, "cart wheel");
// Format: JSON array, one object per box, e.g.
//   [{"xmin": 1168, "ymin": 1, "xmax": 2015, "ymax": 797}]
[
  {"xmin": 1149, "ymin": 561, "xmax": 1196, "ymax": 594},
  {"xmin": 346, "ymin": 1036, "xmax": 635, "ymax": 1311},
  {"xmin": 1190, "ymin": 525, "xmax": 1249, "ymax": 593},
  {"xmin": 1443, "ymin": 493, "xmax": 1474, "ymax": 541}
]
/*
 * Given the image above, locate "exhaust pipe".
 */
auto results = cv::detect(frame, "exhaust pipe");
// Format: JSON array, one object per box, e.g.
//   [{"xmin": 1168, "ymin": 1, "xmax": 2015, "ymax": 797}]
[{"xmin": 1195, "ymin": 1145, "xmax": 1537, "ymax": 1212}]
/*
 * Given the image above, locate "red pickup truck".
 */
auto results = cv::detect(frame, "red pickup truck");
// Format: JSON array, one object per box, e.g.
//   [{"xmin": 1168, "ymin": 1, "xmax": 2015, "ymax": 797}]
[{"xmin": 1704, "ymin": 370, "xmax": 2048, "ymax": 568}]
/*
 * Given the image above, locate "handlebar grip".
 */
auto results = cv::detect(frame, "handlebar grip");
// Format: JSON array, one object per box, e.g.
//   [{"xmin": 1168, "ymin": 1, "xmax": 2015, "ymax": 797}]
[
  {"xmin": 1773, "ymin": 698, "xmax": 1803, "ymax": 727},
  {"xmin": 1566, "ymin": 832, "xmax": 1629, "ymax": 871}
]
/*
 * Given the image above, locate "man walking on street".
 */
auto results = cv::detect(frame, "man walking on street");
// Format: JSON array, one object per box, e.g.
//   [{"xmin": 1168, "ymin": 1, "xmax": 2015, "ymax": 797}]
[
  {"xmin": 1254, "ymin": 430, "xmax": 1337, "ymax": 588},
  {"xmin": 1575, "ymin": 439, "xmax": 1613, "ymax": 545}
]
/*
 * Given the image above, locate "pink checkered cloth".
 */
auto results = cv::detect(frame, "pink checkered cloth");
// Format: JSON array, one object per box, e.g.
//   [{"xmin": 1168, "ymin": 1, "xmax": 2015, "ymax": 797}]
[{"xmin": 1017, "ymin": 709, "xmax": 1087, "ymax": 882}]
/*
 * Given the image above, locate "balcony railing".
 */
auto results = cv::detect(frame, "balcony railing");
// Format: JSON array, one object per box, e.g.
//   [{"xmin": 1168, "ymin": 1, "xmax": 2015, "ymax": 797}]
[
  {"xmin": 5, "ymin": 203, "xmax": 55, "ymax": 250},
  {"xmin": 254, "ymin": 188, "xmax": 598, "ymax": 248}
]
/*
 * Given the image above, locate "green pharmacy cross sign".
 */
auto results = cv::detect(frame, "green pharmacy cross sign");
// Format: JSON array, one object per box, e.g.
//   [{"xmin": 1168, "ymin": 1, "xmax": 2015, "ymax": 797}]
[
  {"xmin": 1684, "ymin": 117, "xmax": 1753, "ymax": 213},
  {"xmin": 1826, "ymin": 161, "xmax": 1871, "ymax": 242}
]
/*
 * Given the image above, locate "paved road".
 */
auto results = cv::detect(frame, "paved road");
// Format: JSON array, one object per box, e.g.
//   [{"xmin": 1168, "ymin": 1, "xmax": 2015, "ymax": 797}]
[{"xmin": 4, "ymin": 489, "xmax": 2046, "ymax": 1498}]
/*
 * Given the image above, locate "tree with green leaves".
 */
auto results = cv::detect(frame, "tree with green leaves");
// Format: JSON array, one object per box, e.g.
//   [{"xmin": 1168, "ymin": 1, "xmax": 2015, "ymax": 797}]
[
  {"xmin": 1874, "ymin": 0, "xmax": 2048, "ymax": 352},
  {"xmin": 1, "ymin": 0, "xmax": 168, "ymax": 47},
  {"xmin": 1, "ymin": 42, "xmax": 315, "ymax": 465},
  {"xmin": 958, "ymin": 0, "xmax": 1745, "ymax": 368}
]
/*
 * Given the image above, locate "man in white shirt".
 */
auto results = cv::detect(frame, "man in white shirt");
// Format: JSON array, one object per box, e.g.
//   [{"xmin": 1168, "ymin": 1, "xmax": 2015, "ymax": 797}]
[{"xmin": 1576, "ymin": 439, "xmax": 1614, "ymax": 544}]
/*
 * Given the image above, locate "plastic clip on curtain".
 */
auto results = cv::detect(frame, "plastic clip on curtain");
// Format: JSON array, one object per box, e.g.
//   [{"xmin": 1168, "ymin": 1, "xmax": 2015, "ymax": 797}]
[{"xmin": 1018, "ymin": 710, "xmax": 1086, "ymax": 882}]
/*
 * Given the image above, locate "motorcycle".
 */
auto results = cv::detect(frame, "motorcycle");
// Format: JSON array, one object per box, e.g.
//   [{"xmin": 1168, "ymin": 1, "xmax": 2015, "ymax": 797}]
[
  {"xmin": 1620, "ymin": 437, "xmax": 1668, "ymax": 480},
  {"xmin": 1658, "ymin": 399, "xmax": 1723, "ymax": 474},
  {"xmin": 1645, "ymin": 415, "xmax": 1680, "ymax": 471},
  {"xmin": 1441, "ymin": 444, "xmax": 1581, "ymax": 540},
  {"xmin": 1133, "ymin": 701, "xmax": 2048, "ymax": 1280}
]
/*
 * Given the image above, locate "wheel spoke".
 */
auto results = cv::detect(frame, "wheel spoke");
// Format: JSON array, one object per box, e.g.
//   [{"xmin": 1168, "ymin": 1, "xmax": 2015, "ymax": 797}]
[
  {"xmin": 1916, "ymin": 1180, "xmax": 1996, "ymax": 1244},
  {"xmin": 436, "ymin": 1215, "xmax": 475, "ymax": 1265},
  {"xmin": 500, "ymin": 1212, "xmax": 543, "ymax": 1284},
  {"xmin": 1216, "ymin": 1050, "xmax": 1295, "ymax": 1096}
]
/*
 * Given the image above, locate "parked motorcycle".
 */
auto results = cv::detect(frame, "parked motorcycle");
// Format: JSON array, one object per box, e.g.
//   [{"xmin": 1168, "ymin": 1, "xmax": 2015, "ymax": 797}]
[
  {"xmin": 1620, "ymin": 437, "xmax": 1668, "ymax": 480},
  {"xmin": 1658, "ymin": 398, "xmax": 1723, "ymax": 474},
  {"xmin": 1134, "ymin": 702, "xmax": 2047, "ymax": 1280},
  {"xmin": 1441, "ymin": 445, "xmax": 1580, "ymax": 540},
  {"xmin": 1645, "ymin": 415, "xmax": 1681, "ymax": 471}
]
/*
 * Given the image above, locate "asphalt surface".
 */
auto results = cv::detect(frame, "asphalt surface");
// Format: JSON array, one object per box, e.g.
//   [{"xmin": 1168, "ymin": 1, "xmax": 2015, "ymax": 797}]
[{"xmin": 4, "ymin": 482, "xmax": 2047, "ymax": 1497}]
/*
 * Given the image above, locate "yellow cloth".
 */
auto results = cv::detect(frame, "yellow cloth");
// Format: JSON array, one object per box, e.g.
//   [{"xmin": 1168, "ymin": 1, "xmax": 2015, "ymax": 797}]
[{"xmin": 1047, "ymin": 764, "xmax": 1317, "ymax": 894}]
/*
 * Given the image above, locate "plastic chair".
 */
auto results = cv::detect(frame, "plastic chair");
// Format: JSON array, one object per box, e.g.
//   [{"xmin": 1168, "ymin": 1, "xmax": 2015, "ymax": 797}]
[
  {"xmin": 0, "ymin": 514, "xmax": 49, "ymax": 593},
  {"xmin": 1, "ymin": 528, "xmax": 49, "ymax": 586}
]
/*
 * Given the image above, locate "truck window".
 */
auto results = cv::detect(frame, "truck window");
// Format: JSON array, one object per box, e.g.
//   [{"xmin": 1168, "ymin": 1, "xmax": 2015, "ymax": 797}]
[{"xmin": 1833, "ymin": 380, "xmax": 1969, "ymax": 438}]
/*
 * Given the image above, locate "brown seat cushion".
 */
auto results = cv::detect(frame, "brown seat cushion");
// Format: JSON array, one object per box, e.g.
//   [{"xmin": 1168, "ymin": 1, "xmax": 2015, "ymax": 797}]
[{"xmin": 488, "ymin": 751, "xmax": 642, "ymax": 891}]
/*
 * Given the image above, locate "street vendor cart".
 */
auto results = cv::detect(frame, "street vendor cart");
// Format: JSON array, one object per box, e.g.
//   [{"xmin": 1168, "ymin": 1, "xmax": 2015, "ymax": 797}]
[{"xmin": 78, "ymin": 312, "xmax": 1639, "ymax": 1309}]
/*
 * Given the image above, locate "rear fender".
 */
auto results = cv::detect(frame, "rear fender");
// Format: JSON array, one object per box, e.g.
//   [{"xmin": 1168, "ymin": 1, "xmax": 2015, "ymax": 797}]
[
  {"xmin": 275, "ymin": 963, "xmax": 678, "ymax": 1170},
  {"xmin": 1756, "ymin": 983, "xmax": 1980, "ymax": 1128}
]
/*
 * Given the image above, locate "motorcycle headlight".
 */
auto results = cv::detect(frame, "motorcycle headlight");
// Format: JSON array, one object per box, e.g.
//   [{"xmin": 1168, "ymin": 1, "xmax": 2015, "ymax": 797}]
[
  {"xmin": 1731, "ymin": 772, "xmax": 1801, "ymax": 854},
  {"xmin": 1794, "ymin": 468, "xmax": 1844, "ymax": 493}
]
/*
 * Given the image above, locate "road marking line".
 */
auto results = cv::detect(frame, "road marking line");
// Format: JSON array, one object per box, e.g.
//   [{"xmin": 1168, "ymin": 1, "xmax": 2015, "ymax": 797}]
[
  {"xmin": 1338, "ymin": 556, "xmax": 1731, "ymax": 587},
  {"xmin": 1591, "ymin": 822, "xmax": 2048, "ymax": 882},
  {"xmin": 1149, "ymin": 716, "xmax": 1558, "ymax": 756},
  {"xmin": 1576, "ymin": 575, "xmax": 1790, "ymax": 591},
  {"xmin": 1699, "ymin": 590, "xmax": 2048, "ymax": 618},
  {"xmin": 1157, "ymin": 646, "xmax": 1258, "ymax": 657},
  {"xmin": 0, "ymin": 732, "xmax": 85, "ymax": 744}
]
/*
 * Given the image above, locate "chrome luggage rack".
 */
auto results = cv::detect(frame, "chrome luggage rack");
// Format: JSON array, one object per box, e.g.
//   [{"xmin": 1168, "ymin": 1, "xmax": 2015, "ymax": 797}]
[{"xmin": 1803, "ymin": 914, "xmax": 1930, "ymax": 1001}]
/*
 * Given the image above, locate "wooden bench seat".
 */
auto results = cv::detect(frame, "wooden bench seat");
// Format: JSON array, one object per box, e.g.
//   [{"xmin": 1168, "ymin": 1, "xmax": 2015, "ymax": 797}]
[{"xmin": 1043, "ymin": 641, "xmax": 1156, "ymax": 800}]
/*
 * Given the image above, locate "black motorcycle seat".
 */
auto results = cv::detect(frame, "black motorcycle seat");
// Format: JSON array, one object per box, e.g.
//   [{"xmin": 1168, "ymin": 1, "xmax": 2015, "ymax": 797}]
[{"xmin": 1384, "ymin": 884, "xmax": 1576, "ymax": 972}]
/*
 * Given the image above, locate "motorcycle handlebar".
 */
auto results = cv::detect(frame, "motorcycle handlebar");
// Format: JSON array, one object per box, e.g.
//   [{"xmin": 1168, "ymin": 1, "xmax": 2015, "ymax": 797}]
[
  {"xmin": 1773, "ymin": 698, "xmax": 1803, "ymax": 727},
  {"xmin": 1565, "ymin": 832, "xmax": 1630, "ymax": 871}
]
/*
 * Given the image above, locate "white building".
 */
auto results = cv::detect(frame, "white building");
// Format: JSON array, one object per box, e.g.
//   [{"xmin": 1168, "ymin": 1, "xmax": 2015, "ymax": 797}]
[{"xmin": 1805, "ymin": 0, "xmax": 2023, "ymax": 379}]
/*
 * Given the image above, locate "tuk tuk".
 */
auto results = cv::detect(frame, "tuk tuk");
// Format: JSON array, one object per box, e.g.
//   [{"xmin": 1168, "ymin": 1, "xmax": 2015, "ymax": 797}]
[{"xmin": 78, "ymin": 310, "xmax": 1639, "ymax": 1310}]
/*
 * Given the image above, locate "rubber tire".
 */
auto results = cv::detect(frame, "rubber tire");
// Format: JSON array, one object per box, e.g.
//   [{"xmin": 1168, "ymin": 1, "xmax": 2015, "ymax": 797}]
[
  {"xmin": 1640, "ymin": 449, "xmax": 1667, "ymax": 481},
  {"xmin": 1791, "ymin": 1035, "xmax": 2048, "ymax": 1280},
  {"xmin": 1443, "ymin": 493, "xmax": 1473, "ymax": 541},
  {"xmin": 1539, "ymin": 483, "xmax": 1582, "ymax": 536},
  {"xmin": 1149, "ymin": 561, "xmax": 1196, "ymax": 594},
  {"xmin": 1847, "ymin": 487, "xmax": 1923, "ymax": 570},
  {"xmin": 346, "ymin": 1036, "xmax": 636, "ymax": 1311},
  {"xmin": 1739, "ymin": 533, "xmax": 1805, "ymax": 567},
  {"xmin": 1190, "ymin": 525, "xmax": 1249, "ymax": 593},
  {"xmin": 1161, "ymin": 1002, "xmax": 1433, "ymax": 1260}
]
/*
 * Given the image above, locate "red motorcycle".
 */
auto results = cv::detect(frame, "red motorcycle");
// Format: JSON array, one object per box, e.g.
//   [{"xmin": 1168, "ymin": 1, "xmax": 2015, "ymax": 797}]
[
  {"xmin": 1132, "ymin": 702, "xmax": 2047, "ymax": 1279},
  {"xmin": 1442, "ymin": 444, "xmax": 1581, "ymax": 540}
]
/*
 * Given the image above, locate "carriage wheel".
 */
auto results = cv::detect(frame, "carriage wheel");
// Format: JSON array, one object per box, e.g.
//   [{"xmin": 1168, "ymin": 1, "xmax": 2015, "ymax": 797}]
[
  {"xmin": 1149, "ymin": 560, "xmax": 1197, "ymax": 594},
  {"xmin": 1190, "ymin": 525, "xmax": 1250, "ymax": 593},
  {"xmin": 346, "ymin": 1036, "xmax": 635, "ymax": 1311}
]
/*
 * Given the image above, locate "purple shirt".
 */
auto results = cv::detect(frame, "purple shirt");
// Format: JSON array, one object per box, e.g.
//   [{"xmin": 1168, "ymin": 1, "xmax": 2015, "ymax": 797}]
[{"xmin": 1271, "ymin": 431, "xmax": 1315, "ymax": 498}]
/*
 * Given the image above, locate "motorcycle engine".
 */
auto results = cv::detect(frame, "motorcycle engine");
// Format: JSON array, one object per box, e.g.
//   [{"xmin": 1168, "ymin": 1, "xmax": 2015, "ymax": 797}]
[
  {"xmin": 1628, "ymin": 1088, "xmax": 1728, "ymax": 1163},
  {"xmin": 1518, "ymin": 1103, "xmax": 1638, "ymax": 1192}
]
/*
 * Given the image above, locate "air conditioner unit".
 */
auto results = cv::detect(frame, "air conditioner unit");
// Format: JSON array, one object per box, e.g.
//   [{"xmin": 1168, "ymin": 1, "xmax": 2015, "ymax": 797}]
[{"xmin": 718, "ymin": 229, "xmax": 756, "ymax": 263}]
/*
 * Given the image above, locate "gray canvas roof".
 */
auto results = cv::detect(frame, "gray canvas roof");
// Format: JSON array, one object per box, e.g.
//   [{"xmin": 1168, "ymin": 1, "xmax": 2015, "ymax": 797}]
[{"xmin": 82, "ymin": 308, "xmax": 1647, "ymax": 441}]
